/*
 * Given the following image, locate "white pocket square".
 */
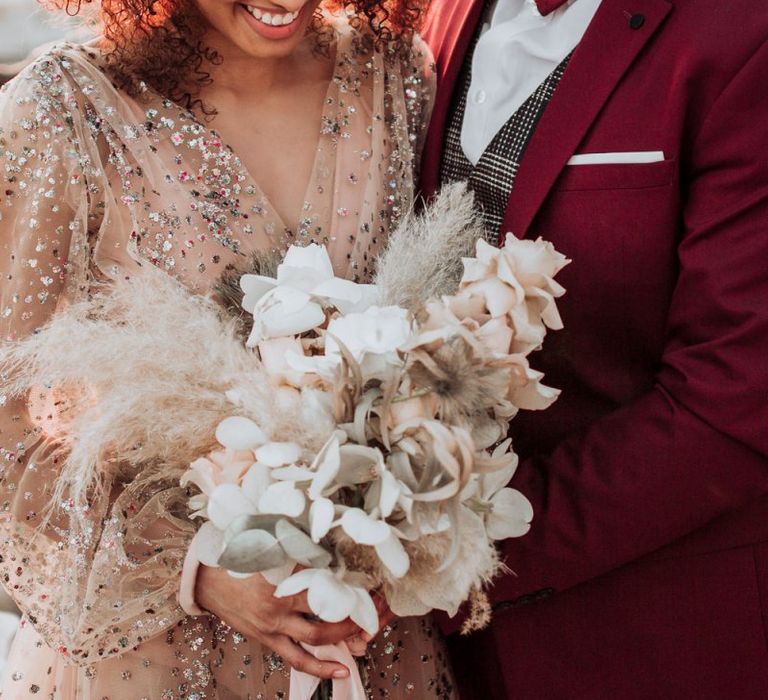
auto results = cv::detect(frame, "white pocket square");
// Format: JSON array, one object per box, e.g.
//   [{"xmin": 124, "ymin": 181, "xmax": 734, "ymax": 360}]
[{"xmin": 567, "ymin": 151, "xmax": 665, "ymax": 165}]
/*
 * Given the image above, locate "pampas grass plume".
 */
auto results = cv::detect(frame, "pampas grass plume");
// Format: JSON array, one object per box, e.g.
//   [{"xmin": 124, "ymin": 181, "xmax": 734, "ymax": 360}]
[{"xmin": 375, "ymin": 183, "xmax": 483, "ymax": 310}]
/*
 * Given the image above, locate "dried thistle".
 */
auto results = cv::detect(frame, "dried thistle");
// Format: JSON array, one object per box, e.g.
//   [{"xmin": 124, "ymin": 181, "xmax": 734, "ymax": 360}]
[{"xmin": 406, "ymin": 336, "xmax": 510, "ymax": 425}]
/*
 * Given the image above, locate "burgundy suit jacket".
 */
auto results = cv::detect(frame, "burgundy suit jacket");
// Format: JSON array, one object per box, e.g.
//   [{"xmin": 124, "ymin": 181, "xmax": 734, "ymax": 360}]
[{"xmin": 421, "ymin": 0, "xmax": 768, "ymax": 697}]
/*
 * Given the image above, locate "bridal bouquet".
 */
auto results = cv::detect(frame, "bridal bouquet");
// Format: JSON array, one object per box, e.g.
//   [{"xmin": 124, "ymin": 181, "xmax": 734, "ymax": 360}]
[
  {"xmin": 0, "ymin": 185, "xmax": 568, "ymax": 663},
  {"xmin": 182, "ymin": 186, "xmax": 569, "ymax": 636}
]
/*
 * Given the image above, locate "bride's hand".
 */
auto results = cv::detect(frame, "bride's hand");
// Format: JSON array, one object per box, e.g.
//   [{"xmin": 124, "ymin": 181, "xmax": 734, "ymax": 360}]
[{"xmin": 196, "ymin": 564, "xmax": 359, "ymax": 679}]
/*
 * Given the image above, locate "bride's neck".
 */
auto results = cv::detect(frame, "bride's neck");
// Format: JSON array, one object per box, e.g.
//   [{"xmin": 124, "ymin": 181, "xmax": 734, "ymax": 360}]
[{"xmin": 201, "ymin": 32, "xmax": 319, "ymax": 100}]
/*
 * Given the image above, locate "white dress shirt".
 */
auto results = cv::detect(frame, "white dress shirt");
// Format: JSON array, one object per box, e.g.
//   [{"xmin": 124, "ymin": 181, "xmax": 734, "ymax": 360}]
[{"xmin": 461, "ymin": 0, "xmax": 602, "ymax": 165}]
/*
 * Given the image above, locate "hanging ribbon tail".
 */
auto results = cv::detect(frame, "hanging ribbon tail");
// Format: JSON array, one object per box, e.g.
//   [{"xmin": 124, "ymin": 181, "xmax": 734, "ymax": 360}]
[{"xmin": 289, "ymin": 641, "xmax": 367, "ymax": 700}]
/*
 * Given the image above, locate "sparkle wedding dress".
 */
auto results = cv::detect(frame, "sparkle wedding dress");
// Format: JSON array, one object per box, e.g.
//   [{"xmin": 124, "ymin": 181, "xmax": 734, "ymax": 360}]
[{"xmin": 0, "ymin": 15, "xmax": 456, "ymax": 699}]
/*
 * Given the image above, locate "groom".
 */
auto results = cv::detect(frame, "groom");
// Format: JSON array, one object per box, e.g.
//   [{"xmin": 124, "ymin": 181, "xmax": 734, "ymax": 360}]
[{"xmin": 420, "ymin": 0, "xmax": 768, "ymax": 697}]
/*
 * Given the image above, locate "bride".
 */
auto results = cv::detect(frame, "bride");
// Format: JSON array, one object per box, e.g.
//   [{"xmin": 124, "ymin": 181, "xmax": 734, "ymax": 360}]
[{"xmin": 0, "ymin": 0, "xmax": 456, "ymax": 697}]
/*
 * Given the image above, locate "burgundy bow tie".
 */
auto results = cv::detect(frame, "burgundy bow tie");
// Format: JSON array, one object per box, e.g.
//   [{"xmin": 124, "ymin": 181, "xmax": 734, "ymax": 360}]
[{"xmin": 534, "ymin": 0, "xmax": 571, "ymax": 16}]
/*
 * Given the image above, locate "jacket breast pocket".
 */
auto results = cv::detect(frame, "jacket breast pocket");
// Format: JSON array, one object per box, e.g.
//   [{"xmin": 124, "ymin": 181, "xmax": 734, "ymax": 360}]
[{"xmin": 553, "ymin": 157, "xmax": 677, "ymax": 192}]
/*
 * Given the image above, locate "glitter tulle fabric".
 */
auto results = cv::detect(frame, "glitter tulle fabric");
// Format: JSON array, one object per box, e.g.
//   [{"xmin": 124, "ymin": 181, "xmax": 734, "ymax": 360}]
[{"xmin": 0, "ymin": 15, "xmax": 457, "ymax": 698}]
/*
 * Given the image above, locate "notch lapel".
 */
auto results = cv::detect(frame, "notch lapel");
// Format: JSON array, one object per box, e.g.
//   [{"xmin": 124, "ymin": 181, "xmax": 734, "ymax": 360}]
[
  {"xmin": 501, "ymin": 0, "xmax": 673, "ymax": 239},
  {"xmin": 420, "ymin": 0, "xmax": 486, "ymax": 198}
]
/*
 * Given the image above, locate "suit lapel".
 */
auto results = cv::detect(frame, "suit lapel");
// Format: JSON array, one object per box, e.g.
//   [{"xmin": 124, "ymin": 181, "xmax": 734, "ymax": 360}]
[
  {"xmin": 420, "ymin": 0, "xmax": 486, "ymax": 198},
  {"xmin": 502, "ymin": 0, "xmax": 673, "ymax": 239}
]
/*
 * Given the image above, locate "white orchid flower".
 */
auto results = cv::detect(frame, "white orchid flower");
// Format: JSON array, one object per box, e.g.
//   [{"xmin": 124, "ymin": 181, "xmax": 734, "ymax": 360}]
[
  {"xmin": 275, "ymin": 568, "xmax": 379, "ymax": 636},
  {"xmin": 288, "ymin": 306, "xmax": 412, "ymax": 381},
  {"xmin": 240, "ymin": 244, "xmax": 377, "ymax": 346},
  {"xmin": 463, "ymin": 441, "xmax": 534, "ymax": 541},
  {"xmin": 245, "ymin": 286, "xmax": 326, "ymax": 347},
  {"xmin": 485, "ymin": 488, "xmax": 534, "ymax": 540}
]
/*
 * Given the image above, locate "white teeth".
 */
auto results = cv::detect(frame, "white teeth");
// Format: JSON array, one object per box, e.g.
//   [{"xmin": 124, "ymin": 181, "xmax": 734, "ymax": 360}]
[{"xmin": 246, "ymin": 6, "xmax": 297, "ymax": 26}]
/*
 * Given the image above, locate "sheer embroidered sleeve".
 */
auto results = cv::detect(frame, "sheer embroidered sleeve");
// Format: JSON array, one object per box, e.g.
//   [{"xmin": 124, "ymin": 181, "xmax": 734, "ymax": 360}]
[
  {"xmin": 402, "ymin": 32, "xmax": 436, "ymax": 178},
  {"xmin": 0, "ymin": 53, "xmax": 193, "ymax": 666}
]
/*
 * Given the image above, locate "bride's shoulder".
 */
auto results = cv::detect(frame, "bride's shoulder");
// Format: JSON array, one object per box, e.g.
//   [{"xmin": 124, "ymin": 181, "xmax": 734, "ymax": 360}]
[
  {"xmin": 1, "ymin": 42, "xmax": 109, "ymax": 117},
  {"xmin": 329, "ymin": 12, "xmax": 435, "ymax": 111},
  {"xmin": 330, "ymin": 11, "xmax": 434, "ymax": 71}
]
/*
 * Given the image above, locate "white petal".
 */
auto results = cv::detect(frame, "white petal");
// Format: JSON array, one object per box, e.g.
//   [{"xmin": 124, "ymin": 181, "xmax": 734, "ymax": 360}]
[
  {"xmin": 340, "ymin": 508, "xmax": 391, "ymax": 545},
  {"xmin": 216, "ymin": 416, "xmax": 267, "ymax": 451},
  {"xmin": 309, "ymin": 497, "xmax": 336, "ymax": 542},
  {"xmin": 349, "ymin": 588, "xmax": 380, "ymax": 636},
  {"xmin": 274, "ymin": 568, "xmax": 318, "ymax": 598},
  {"xmin": 281, "ymin": 243, "xmax": 334, "ymax": 281},
  {"xmin": 258, "ymin": 481, "xmax": 307, "ymax": 517},
  {"xmin": 308, "ymin": 437, "xmax": 341, "ymax": 500},
  {"xmin": 254, "ymin": 442, "xmax": 302, "ymax": 467},
  {"xmin": 378, "ymin": 470, "xmax": 401, "ymax": 518},
  {"xmin": 487, "ymin": 489, "xmax": 534, "ymax": 540},
  {"xmin": 480, "ymin": 461, "xmax": 519, "ymax": 500},
  {"xmin": 308, "ymin": 570, "xmax": 357, "ymax": 623},
  {"xmin": 240, "ymin": 462, "xmax": 272, "ymax": 503},
  {"xmin": 284, "ymin": 349, "xmax": 339, "ymax": 378},
  {"xmin": 240, "ymin": 274, "xmax": 277, "ymax": 312},
  {"xmin": 374, "ymin": 532, "xmax": 410, "ymax": 578},
  {"xmin": 193, "ymin": 521, "xmax": 226, "ymax": 567},
  {"xmin": 271, "ymin": 465, "xmax": 315, "ymax": 481},
  {"xmin": 264, "ymin": 285, "xmax": 314, "ymax": 313},
  {"xmin": 207, "ymin": 484, "xmax": 257, "ymax": 531},
  {"xmin": 312, "ymin": 277, "xmax": 375, "ymax": 314},
  {"xmin": 259, "ymin": 294, "xmax": 325, "ymax": 339},
  {"xmin": 477, "ymin": 278, "xmax": 519, "ymax": 318},
  {"xmin": 180, "ymin": 460, "xmax": 217, "ymax": 496}
]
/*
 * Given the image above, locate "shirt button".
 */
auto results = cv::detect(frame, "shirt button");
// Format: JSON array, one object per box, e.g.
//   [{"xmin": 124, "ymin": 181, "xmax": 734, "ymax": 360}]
[{"xmin": 474, "ymin": 89, "xmax": 487, "ymax": 105}]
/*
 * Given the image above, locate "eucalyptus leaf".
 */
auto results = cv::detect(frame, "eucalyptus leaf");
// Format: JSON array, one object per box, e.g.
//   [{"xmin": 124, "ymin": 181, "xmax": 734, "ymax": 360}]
[
  {"xmin": 225, "ymin": 513, "xmax": 282, "ymax": 541},
  {"xmin": 218, "ymin": 529, "xmax": 287, "ymax": 573},
  {"xmin": 275, "ymin": 519, "xmax": 332, "ymax": 569}
]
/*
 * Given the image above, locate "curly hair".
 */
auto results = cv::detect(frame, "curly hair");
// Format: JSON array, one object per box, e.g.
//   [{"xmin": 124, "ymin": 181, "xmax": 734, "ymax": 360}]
[{"xmin": 50, "ymin": 0, "xmax": 428, "ymax": 113}]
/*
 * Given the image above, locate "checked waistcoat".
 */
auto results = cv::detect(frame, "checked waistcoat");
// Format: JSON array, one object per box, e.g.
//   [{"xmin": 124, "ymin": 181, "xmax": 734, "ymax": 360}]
[{"xmin": 441, "ymin": 47, "xmax": 572, "ymax": 243}]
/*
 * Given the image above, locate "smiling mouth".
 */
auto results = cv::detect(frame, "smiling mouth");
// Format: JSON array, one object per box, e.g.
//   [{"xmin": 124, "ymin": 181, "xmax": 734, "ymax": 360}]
[{"xmin": 242, "ymin": 5, "xmax": 301, "ymax": 26}]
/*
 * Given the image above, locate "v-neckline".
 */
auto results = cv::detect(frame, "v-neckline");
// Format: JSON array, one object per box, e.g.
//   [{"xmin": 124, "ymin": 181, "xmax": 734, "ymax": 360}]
[
  {"xmin": 77, "ymin": 21, "xmax": 348, "ymax": 240},
  {"xmin": 177, "ymin": 30, "xmax": 346, "ymax": 238}
]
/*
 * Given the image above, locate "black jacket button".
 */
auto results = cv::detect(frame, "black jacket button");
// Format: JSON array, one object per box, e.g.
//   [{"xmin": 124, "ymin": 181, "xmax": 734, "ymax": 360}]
[{"xmin": 629, "ymin": 13, "xmax": 645, "ymax": 29}]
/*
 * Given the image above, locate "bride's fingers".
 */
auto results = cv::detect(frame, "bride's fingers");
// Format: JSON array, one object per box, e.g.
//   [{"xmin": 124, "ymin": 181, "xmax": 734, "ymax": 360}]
[
  {"xmin": 262, "ymin": 632, "xmax": 351, "ymax": 680},
  {"xmin": 278, "ymin": 613, "xmax": 361, "ymax": 647}
]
